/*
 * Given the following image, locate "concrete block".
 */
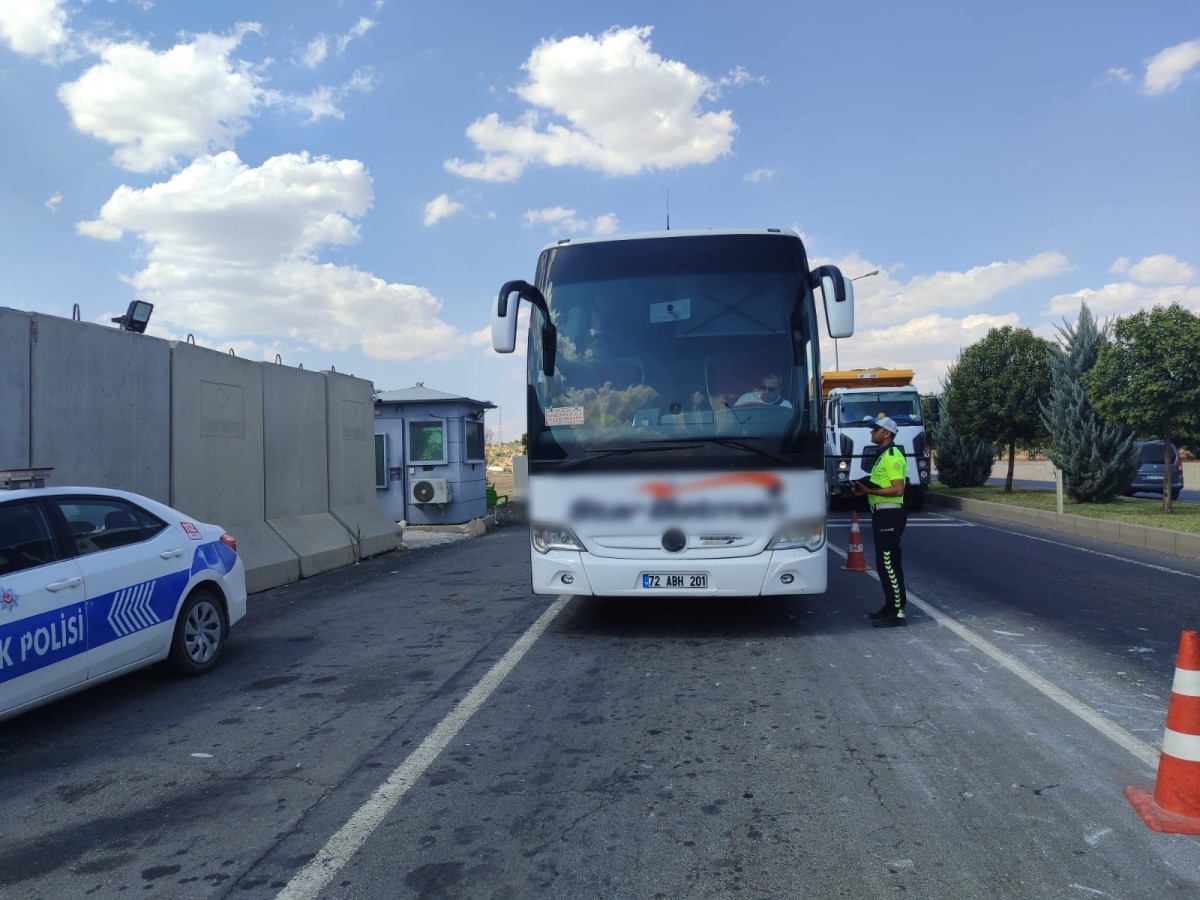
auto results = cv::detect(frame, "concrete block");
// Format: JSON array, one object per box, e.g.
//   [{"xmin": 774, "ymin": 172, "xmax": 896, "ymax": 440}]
[
  {"xmin": 264, "ymin": 365, "xmax": 329, "ymax": 519},
  {"xmin": 1092, "ymin": 519, "xmax": 1124, "ymax": 544},
  {"xmin": 325, "ymin": 372, "xmax": 376, "ymax": 508},
  {"xmin": 0, "ymin": 308, "xmax": 31, "ymax": 470},
  {"xmin": 234, "ymin": 521, "xmax": 301, "ymax": 594},
  {"xmin": 1074, "ymin": 518, "xmax": 1106, "ymax": 539},
  {"xmin": 513, "ymin": 455, "xmax": 529, "ymax": 500},
  {"xmin": 170, "ymin": 342, "xmax": 266, "ymax": 526},
  {"xmin": 331, "ymin": 503, "xmax": 402, "ymax": 559},
  {"xmin": 32, "ymin": 313, "xmax": 171, "ymax": 500},
  {"xmin": 1143, "ymin": 525, "xmax": 1178, "ymax": 555},
  {"xmin": 1176, "ymin": 532, "xmax": 1200, "ymax": 560},
  {"xmin": 270, "ymin": 513, "xmax": 355, "ymax": 577},
  {"xmin": 1118, "ymin": 522, "xmax": 1148, "ymax": 549}
]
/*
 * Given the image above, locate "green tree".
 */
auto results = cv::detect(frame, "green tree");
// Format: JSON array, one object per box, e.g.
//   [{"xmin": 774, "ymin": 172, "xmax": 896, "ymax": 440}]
[
  {"xmin": 1083, "ymin": 303, "xmax": 1200, "ymax": 512},
  {"xmin": 1040, "ymin": 303, "xmax": 1138, "ymax": 502},
  {"xmin": 942, "ymin": 326, "xmax": 1054, "ymax": 492},
  {"xmin": 931, "ymin": 404, "xmax": 994, "ymax": 488}
]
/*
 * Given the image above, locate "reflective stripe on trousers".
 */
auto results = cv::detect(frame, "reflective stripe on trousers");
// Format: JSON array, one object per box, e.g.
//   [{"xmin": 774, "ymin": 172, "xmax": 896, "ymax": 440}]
[{"xmin": 871, "ymin": 504, "xmax": 907, "ymax": 611}]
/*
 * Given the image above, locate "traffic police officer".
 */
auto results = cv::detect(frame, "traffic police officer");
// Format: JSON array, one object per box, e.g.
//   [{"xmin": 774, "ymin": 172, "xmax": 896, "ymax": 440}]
[{"xmin": 849, "ymin": 416, "xmax": 909, "ymax": 627}]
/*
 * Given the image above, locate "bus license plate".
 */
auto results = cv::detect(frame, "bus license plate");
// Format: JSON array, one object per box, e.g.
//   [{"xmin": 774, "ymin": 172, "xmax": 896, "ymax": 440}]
[{"xmin": 642, "ymin": 573, "xmax": 708, "ymax": 589}]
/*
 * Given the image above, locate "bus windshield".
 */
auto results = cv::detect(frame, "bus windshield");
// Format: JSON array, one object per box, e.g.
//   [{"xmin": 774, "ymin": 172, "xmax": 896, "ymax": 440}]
[{"xmin": 525, "ymin": 233, "xmax": 822, "ymax": 470}]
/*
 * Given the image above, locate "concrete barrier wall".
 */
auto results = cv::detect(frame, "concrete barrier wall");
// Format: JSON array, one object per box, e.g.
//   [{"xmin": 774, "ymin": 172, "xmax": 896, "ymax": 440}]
[
  {"xmin": 32, "ymin": 313, "xmax": 171, "ymax": 501},
  {"xmin": 513, "ymin": 455, "xmax": 529, "ymax": 501},
  {"xmin": 326, "ymin": 372, "xmax": 401, "ymax": 559},
  {"xmin": 6, "ymin": 307, "xmax": 398, "ymax": 594},
  {"xmin": 263, "ymin": 364, "xmax": 354, "ymax": 578},
  {"xmin": 170, "ymin": 342, "xmax": 299, "ymax": 593},
  {"xmin": 0, "ymin": 309, "xmax": 31, "ymax": 471}
]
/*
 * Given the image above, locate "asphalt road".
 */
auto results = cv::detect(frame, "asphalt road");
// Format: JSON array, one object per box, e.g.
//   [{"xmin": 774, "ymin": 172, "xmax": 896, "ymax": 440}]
[{"xmin": 3, "ymin": 511, "xmax": 1200, "ymax": 899}]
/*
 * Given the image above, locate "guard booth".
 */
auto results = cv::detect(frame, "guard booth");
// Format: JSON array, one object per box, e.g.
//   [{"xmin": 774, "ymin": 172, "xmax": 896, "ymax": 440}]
[{"xmin": 373, "ymin": 384, "xmax": 496, "ymax": 525}]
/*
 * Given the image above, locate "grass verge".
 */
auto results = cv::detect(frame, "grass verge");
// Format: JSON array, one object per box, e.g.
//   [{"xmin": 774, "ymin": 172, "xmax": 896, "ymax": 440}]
[{"xmin": 928, "ymin": 484, "xmax": 1200, "ymax": 534}]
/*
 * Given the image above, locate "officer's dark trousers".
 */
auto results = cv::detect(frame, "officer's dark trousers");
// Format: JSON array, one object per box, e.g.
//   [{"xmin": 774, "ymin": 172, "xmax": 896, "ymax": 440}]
[{"xmin": 871, "ymin": 504, "xmax": 908, "ymax": 614}]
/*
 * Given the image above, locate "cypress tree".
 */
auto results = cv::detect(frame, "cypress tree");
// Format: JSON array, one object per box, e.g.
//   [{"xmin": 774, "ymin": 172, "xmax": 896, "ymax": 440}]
[
  {"xmin": 932, "ymin": 404, "xmax": 994, "ymax": 488},
  {"xmin": 1040, "ymin": 303, "xmax": 1138, "ymax": 502}
]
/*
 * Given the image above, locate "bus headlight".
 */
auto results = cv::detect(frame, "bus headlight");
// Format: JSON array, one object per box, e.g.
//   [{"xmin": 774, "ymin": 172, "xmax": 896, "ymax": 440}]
[
  {"xmin": 767, "ymin": 519, "xmax": 826, "ymax": 552},
  {"xmin": 531, "ymin": 523, "xmax": 586, "ymax": 554}
]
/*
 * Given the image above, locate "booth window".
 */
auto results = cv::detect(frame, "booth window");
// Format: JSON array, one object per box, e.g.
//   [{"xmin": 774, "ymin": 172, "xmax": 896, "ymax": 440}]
[
  {"xmin": 408, "ymin": 420, "xmax": 446, "ymax": 464},
  {"xmin": 374, "ymin": 433, "xmax": 388, "ymax": 489},
  {"xmin": 465, "ymin": 420, "xmax": 485, "ymax": 462}
]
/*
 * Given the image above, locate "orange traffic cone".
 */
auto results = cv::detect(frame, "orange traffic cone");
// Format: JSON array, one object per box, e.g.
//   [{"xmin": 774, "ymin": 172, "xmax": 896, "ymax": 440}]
[
  {"xmin": 841, "ymin": 509, "xmax": 870, "ymax": 572},
  {"xmin": 1126, "ymin": 630, "xmax": 1200, "ymax": 833}
]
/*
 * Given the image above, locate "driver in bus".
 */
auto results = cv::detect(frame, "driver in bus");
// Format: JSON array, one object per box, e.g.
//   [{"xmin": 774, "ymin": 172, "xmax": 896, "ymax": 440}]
[{"xmin": 734, "ymin": 373, "xmax": 793, "ymax": 409}]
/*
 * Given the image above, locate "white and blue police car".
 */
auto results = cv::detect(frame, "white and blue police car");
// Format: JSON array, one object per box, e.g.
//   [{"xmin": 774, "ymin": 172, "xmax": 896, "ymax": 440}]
[{"xmin": 0, "ymin": 476, "xmax": 247, "ymax": 722}]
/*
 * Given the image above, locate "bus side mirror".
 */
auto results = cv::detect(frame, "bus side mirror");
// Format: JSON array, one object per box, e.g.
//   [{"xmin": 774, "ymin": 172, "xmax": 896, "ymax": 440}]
[
  {"xmin": 493, "ymin": 280, "xmax": 557, "ymax": 377},
  {"xmin": 811, "ymin": 265, "xmax": 854, "ymax": 339}
]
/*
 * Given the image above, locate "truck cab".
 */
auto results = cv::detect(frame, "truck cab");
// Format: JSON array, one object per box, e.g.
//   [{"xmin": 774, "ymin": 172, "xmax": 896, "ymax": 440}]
[{"xmin": 822, "ymin": 369, "xmax": 937, "ymax": 510}]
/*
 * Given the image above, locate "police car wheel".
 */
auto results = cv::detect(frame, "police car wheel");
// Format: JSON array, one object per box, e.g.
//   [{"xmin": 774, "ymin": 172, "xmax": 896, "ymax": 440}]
[{"xmin": 169, "ymin": 588, "xmax": 228, "ymax": 676}]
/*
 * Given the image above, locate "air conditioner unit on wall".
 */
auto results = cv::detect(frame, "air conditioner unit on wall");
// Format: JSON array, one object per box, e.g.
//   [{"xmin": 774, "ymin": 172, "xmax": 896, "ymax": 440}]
[{"xmin": 410, "ymin": 478, "xmax": 451, "ymax": 504}]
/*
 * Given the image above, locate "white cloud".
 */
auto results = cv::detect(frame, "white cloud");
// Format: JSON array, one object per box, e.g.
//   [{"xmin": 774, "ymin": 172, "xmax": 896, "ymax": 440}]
[
  {"xmin": 0, "ymin": 0, "xmax": 71, "ymax": 59},
  {"xmin": 424, "ymin": 193, "xmax": 464, "ymax": 226},
  {"xmin": 1143, "ymin": 38, "xmax": 1200, "ymax": 95},
  {"xmin": 744, "ymin": 167, "xmax": 775, "ymax": 183},
  {"xmin": 593, "ymin": 213, "xmax": 619, "ymax": 235},
  {"xmin": 521, "ymin": 207, "xmax": 619, "ymax": 235},
  {"xmin": 523, "ymin": 206, "xmax": 588, "ymax": 232},
  {"xmin": 1126, "ymin": 253, "xmax": 1195, "ymax": 284},
  {"xmin": 1093, "ymin": 67, "xmax": 1133, "ymax": 87},
  {"xmin": 445, "ymin": 25, "xmax": 737, "ymax": 182},
  {"xmin": 1047, "ymin": 281, "xmax": 1200, "ymax": 319},
  {"xmin": 78, "ymin": 151, "xmax": 466, "ymax": 361},
  {"xmin": 57, "ymin": 25, "xmax": 271, "ymax": 172},
  {"xmin": 75, "ymin": 218, "xmax": 122, "ymax": 240},
  {"xmin": 337, "ymin": 17, "xmax": 376, "ymax": 54},
  {"xmin": 300, "ymin": 36, "xmax": 328, "ymax": 69},
  {"xmin": 299, "ymin": 17, "xmax": 375, "ymax": 69},
  {"xmin": 289, "ymin": 68, "xmax": 378, "ymax": 122},
  {"xmin": 45, "ymin": 192, "xmax": 62, "ymax": 212},
  {"xmin": 1110, "ymin": 256, "xmax": 1130, "ymax": 274},
  {"xmin": 813, "ymin": 251, "xmax": 1072, "ymax": 326},
  {"xmin": 833, "ymin": 313, "xmax": 1021, "ymax": 395}
]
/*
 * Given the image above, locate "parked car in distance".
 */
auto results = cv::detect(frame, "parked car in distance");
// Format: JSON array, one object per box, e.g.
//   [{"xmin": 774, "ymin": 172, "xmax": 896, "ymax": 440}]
[
  {"xmin": 1126, "ymin": 440, "xmax": 1184, "ymax": 500},
  {"xmin": 0, "ymin": 482, "xmax": 247, "ymax": 722}
]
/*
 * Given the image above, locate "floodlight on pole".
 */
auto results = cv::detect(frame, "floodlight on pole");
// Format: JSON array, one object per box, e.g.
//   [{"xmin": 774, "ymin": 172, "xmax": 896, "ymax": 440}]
[
  {"xmin": 833, "ymin": 270, "xmax": 880, "ymax": 370},
  {"xmin": 112, "ymin": 300, "xmax": 154, "ymax": 333}
]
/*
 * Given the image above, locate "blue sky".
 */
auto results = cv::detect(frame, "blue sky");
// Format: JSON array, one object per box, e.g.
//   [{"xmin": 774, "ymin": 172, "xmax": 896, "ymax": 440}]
[{"xmin": 2, "ymin": 1, "xmax": 1197, "ymax": 441}]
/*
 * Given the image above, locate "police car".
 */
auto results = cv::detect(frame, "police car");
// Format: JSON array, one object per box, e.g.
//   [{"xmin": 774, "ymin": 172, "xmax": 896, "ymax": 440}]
[{"xmin": 0, "ymin": 472, "xmax": 247, "ymax": 722}]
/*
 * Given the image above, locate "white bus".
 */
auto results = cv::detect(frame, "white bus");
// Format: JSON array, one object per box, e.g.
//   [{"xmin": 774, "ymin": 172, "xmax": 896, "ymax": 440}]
[{"xmin": 493, "ymin": 229, "xmax": 855, "ymax": 597}]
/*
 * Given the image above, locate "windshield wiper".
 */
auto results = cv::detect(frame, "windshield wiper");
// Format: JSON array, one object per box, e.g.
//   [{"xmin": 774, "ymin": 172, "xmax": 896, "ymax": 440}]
[
  {"xmin": 547, "ymin": 442, "xmax": 705, "ymax": 469},
  {"xmin": 635, "ymin": 436, "xmax": 790, "ymax": 463}
]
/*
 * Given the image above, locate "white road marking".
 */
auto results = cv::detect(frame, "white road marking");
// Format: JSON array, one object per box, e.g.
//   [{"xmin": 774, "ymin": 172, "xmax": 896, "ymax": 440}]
[
  {"xmin": 829, "ymin": 520, "xmax": 973, "ymax": 527},
  {"xmin": 276, "ymin": 595, "xmax": 572, "ymax": 900},
  {"xmin": 830, "ymin": 545, "xmax": 1160, "ymax": 771},
  {"xmin": 957, "ymin": 519, "xmax": 1200, "ymax": 580}
]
